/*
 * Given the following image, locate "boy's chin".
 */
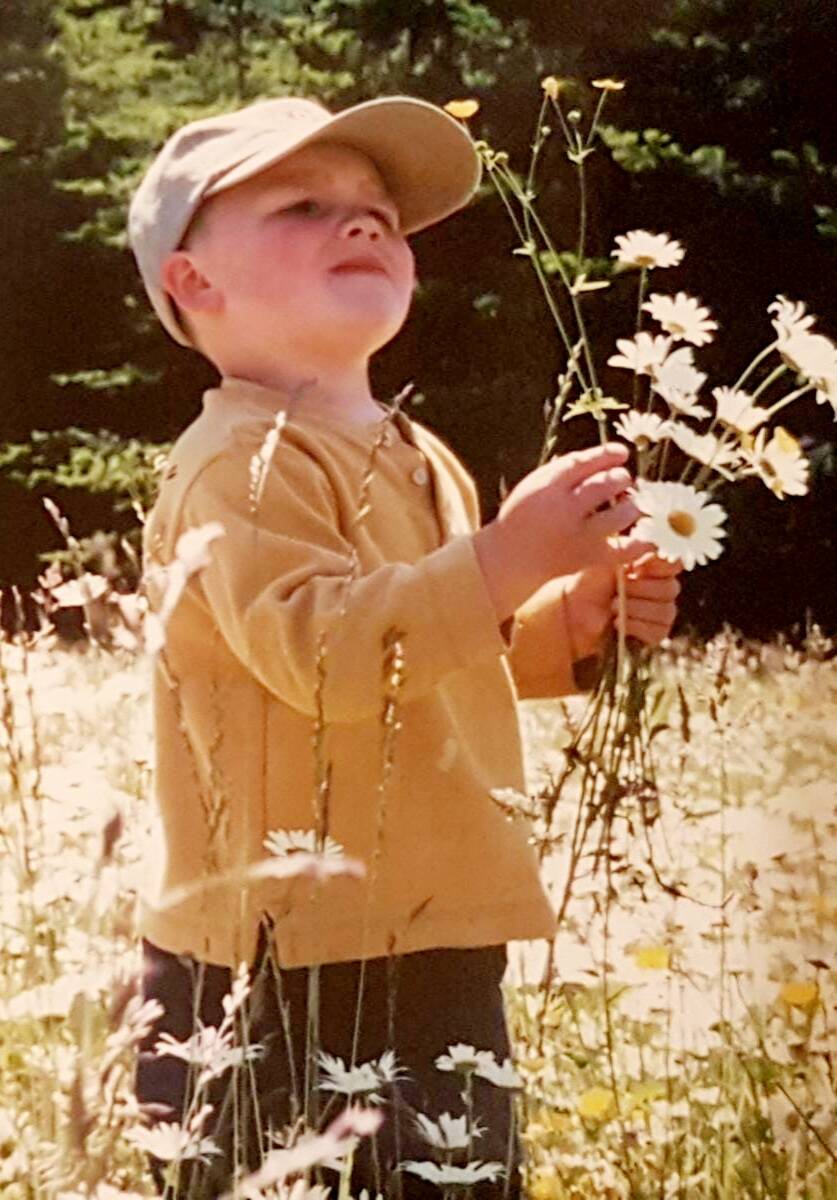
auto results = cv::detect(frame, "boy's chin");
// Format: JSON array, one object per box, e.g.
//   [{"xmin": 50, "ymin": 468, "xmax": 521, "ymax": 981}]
[{"xmin": 323, "ymin": 303, "xmax": 410, "ymax": 350}]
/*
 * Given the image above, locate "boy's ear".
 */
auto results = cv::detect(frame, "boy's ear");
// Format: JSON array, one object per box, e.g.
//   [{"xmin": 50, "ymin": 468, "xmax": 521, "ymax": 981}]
[{"xmin": 161, "ymin": 250, "xmax": 223, "ymax": 317}]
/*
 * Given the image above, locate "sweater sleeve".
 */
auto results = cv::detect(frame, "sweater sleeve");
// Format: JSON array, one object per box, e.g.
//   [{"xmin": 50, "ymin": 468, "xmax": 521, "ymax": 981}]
[
  {"xmin": 503, "ymin": 577, "xmax": 582, "ymax": 700},
  {"xmin": 176, "ymin": 439, "xmax": 510, "ymax": 723}
]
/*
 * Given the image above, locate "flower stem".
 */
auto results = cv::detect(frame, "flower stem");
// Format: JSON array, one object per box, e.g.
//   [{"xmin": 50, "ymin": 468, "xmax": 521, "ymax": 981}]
[
  {"xmin": 636, "ymin": 268, "xmax": 648, "ymax": 409},
  {"xmin": 751, "ymin": 362, "xmax": 789, "ymax": 400},
  {"xmin": 585, "ymin": 90, "xmax": 609, "ymax": 148},
  {"xmin": 762, "ymin": 381, "xmax": 814, "ymax": 419},
  {"xmin": 732, "ymin": 341, "xmax": 778, "ymax": 392}
]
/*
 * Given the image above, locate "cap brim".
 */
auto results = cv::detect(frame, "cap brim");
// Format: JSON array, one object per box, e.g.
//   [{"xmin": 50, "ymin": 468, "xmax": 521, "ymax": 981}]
[{"xmin": 203, "ymin": 95, "xmax": 482, "ymax": 235}]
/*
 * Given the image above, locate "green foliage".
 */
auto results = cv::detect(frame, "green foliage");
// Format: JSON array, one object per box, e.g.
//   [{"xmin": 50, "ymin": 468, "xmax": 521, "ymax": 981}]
[
  {"xmin": 0, "ymin": 426, "xmax": 169, "ymax": 515},
  {"xmin": 537, "ymin": 248, "xmax": 613, "ymax": 281},
  {"xmin": 50, "ymin": 362, "xmax": 162, "ymax": 389},
  {"xmin": 599, "ymin": 0, "xmax": 837, "ymax": 239},
  {"xmin": 599, "ymin": 124, "xmax": 736, "ymax": 189}
]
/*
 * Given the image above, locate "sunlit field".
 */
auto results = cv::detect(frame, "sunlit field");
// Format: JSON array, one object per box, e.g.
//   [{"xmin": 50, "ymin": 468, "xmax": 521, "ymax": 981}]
[{"xmin": 0, "ymin": 626, "xmax": 834, "ymax": 1198}]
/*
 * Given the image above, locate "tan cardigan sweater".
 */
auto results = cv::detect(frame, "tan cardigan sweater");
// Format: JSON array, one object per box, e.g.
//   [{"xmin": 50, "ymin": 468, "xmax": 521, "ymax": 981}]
[{"xmin": 140, "ymin": 376, "xmax": 580, "ymax": 969}]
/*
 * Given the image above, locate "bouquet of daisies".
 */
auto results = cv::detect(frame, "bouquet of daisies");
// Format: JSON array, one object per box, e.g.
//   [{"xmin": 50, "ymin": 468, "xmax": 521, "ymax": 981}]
[{"xmin": 443, "ymin": 84, "xmax": 836, "ymax": 941}]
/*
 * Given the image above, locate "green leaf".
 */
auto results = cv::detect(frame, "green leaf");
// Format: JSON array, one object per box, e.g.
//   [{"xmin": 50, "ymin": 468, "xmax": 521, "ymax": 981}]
[
  {"xmin": 814, "ymin": 205, "xmax": 837, "ymax": 239},
  {"xmin": 567, "ymin": 147, "xmax": 594, "ymax": 165},
  {"xmin": 563, "ymin": 389, "xmax": 627, "ymax": 421},
  {"xmin": 771, "ymin": 149, "xmax": 800, "ymax": 171},
  {"xmin": 802, "ymin": 142, "xmax": 822, "ymax": 172}
]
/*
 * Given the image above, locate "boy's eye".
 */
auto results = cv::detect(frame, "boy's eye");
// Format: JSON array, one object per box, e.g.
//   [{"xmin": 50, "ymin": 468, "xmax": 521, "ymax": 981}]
[
  {"xmin": 373, "ymin": 208, "xmax": 399, "ymax": 231},
  {"xmin": 278, "ymin": 199, "xmax": 398, "ymax": 230},
  {"xmin": 282, "ymin": 199, "xmax": 322, "ymax": 217}
]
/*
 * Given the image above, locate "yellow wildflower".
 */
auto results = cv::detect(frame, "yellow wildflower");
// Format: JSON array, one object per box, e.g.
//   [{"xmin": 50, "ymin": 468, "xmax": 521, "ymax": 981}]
[
  {"xmin": 626, "ymin": 1079, "xmax": 665, "ymax": 1112},
  {"xmin": 523, "ymin": 1105, "xmax": 572, "ymax": 1150},
  {"xmin": 592, "ymin": 78, "xmax": 626, "ymax": 91},
  {"xmin": 779, "ymin": 980, "xmax": 820, "ymax": 1011},
  {"xmin": 577, "ymin": 1086, "xmax": 615, "ymax": 1120},
  {"xmin": 530, "ymin": 1173, "xmax": 563, "ymax": 1200},
  {"xmin": 632, "ymin": 944, "xmax": 670, "ymax": 970},
  {"xmin": 519, "ymin": 1054, "xmax": 547, "ymax": 1073},
  {"xmin": 444, "ymin": 99, "xmax": 480, "ymax": 120},
  {"xmin": 540, "ymin": 76, "xmax": 564, "ymax": 100}
]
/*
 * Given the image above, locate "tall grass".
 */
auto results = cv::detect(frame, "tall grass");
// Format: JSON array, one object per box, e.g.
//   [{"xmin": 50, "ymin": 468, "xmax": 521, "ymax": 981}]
[{"xmin": 0, "ymin": 608, "xmax": 833, "ymax": 1197}]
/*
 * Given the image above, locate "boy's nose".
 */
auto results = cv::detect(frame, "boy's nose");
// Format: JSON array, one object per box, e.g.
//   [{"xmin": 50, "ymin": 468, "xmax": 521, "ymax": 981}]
[{"xmin": 340, "ymin": 211, "xmax": 382, "ymax": 242}]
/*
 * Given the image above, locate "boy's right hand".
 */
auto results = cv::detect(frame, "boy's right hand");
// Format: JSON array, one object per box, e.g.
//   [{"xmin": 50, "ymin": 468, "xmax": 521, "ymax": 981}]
[{"xmin": 473, "ymin": 443, "xmax": 655, "ymax": 624}]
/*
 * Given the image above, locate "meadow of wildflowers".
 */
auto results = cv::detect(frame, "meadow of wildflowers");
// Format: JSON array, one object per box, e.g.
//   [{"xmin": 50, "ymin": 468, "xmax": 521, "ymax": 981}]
[{"xmin": 0, "ymin": 610, "xmax": 833, "ymax": 1198}]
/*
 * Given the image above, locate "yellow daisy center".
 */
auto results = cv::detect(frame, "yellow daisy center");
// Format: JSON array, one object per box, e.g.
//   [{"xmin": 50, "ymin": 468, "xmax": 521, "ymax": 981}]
[{"xmin": 668, "ymin": 510, "xmax": 696, "ymax": 537}]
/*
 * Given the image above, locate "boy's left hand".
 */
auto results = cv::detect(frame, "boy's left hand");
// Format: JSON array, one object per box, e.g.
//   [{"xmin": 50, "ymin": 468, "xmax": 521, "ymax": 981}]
[{"xmin": 563, "ymin": 552, "xmax": 683, "ymax": 661}]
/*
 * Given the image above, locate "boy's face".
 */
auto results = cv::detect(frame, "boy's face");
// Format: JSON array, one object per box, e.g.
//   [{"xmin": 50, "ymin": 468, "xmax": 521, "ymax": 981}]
[{"xmin": 172, "ymin": 141, "xmax": 416, "ymax": 363}]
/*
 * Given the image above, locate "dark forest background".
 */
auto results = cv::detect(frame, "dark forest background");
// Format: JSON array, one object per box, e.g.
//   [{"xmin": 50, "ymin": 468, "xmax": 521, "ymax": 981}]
[{"xmin": 1, "ymin": 0, "xmax": 835, "ymax": 640}]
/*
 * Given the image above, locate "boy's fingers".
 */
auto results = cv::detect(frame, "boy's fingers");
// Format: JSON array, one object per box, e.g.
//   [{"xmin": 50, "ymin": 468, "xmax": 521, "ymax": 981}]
[
  {"xmin": 624, "ymin": 576, "xmax": 681, "ymax": 601},
  {"xmin": 557, "ymin": 443, "xmax": 629, "ymax": 490},
  {"xmin": 606, "ymin": 534, "xmax": 658, "ymax": 565},
  {"xmin": 587, "ymin": 496, "xmax": 641, "ymax": 538},
  {"xmin": 573, "ymin": 466, "xmax": 632, "ymax": 514},
  {"xmin": 627, "ymin": 552, "xmax": 683, "ymax": 577},
  {"xmin": 614, "ymin": 596, "xmax": 678, "ymax": 626}
]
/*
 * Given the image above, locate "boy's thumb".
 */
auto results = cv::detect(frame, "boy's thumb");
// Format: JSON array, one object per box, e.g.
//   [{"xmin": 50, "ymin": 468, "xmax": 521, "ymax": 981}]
[{"xmin": 608, "ymin": 534, "xmax": 658, "ymax": 564}]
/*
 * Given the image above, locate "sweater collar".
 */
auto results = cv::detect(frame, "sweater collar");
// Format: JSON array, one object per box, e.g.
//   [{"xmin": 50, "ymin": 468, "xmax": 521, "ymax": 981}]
[{"xmin": 209, "ymin": 374, "xmax": 409, "ymax": 433}]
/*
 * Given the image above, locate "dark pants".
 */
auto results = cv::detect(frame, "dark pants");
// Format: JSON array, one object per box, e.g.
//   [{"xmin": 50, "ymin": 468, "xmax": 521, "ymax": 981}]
[{"xmin": 135, "ymin": 925, "xmax": 523, "ymax": 1198}]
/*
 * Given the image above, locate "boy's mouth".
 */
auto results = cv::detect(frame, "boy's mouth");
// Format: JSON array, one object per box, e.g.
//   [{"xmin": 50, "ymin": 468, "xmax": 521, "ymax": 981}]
[{"xmin": 331, "ymin": 255, "xmax": 388, "ymax": 276}]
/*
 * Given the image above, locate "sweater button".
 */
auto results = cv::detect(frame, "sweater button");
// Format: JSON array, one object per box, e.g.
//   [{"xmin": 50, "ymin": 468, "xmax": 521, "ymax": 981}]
[{"xmin": 410, "ymin": 464, "xmax": 429, "ymax": 486}]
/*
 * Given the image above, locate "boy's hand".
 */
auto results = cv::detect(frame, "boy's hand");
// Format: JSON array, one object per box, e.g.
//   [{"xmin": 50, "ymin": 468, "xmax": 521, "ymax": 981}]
[
  {"xmin": 564, "ymin": 553, "xmax": 683, "ymax": 661},
  {"xmin": 474, "ymin": 443, "xmax": 655, "ymax": 624}
]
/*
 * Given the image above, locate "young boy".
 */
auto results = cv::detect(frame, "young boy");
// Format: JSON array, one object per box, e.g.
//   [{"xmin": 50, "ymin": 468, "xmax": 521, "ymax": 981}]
[{"xmin": 127, "ymin": 95, "xmax": 680, "ymax": 1197}]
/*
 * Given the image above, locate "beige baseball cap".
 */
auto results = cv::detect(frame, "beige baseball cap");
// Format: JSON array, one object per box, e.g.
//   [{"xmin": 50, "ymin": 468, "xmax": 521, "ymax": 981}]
[{"xmin": 127, "ymin": 94, "xmax": 482, "ymax": 347}]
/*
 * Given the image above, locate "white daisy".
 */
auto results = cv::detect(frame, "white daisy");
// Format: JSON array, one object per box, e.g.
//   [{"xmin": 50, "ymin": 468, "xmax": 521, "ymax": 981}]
[
  {"xmin": 652, "ymin": 346, "xmax": 709, "ymax": 417},
  {"xmin": 264, "ymin": 829, "xmax": 346, "ymax": 859},
  {"xmin": 666, "ymin": 424, "xmax": 741, "ymax": 480},
  {"xmin": 740, "ymin": 427, "xmax": 809, "ymax": 498},
  {"xmin": 712, "ymin": 387, "xmax": 766, "ymax": 434},
  {"xmin": 155, "ymin": 1025, "xmax": 259, "ymax": 1086},
  {"xmin": 435, "ymin": 1043, "xmax": 496, "ymax": 1074},
  {"xmin": 414, "ymin": 1111, "xmax": 484, "ymax": 1151},
  {"xmin": 317, "ymin": 1049, "xmax": 406, "ymax": 1104},
  {"xmin": 778, "ymin": 332, "xmax": 837, "ymax": 391},
  {"xmin": 632, "ymin": 480, "xmax": 727, "ymax": 570},
  {"xmin": 607, "ymin": 332, "xmax": 672, "ymax": 376},
  {"xmin": 642, "ymin": 292, "xmax": 718, "ymax": 346},
  {"xmin": 402, "ymin": 1160, "xmax": 506, "ymax": 1186},
  {"xmin": 768, "ymin": 295, "xmax": 816, "ymax": 341},
  {"xmin": 474, "ymin": 1056, "xmax": 525, "ymax": 1089},
  {"xmin": 655, "ymin": 346, "xmax": 708, "ymax": 397},
  {"xmin": 612, "ymin": 230, "xmax": 685, "ymax": 270},
  {"xmin": 655, "ymin": 391, "xmax": 710, "ymax": 420},
  {"xmin": 614, "ymin": 410, "xmax": 671, "ymax": 446},
  {"xmin": 126, "ymin": 1107, "xmax": 220, "ymax": 1163}
]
